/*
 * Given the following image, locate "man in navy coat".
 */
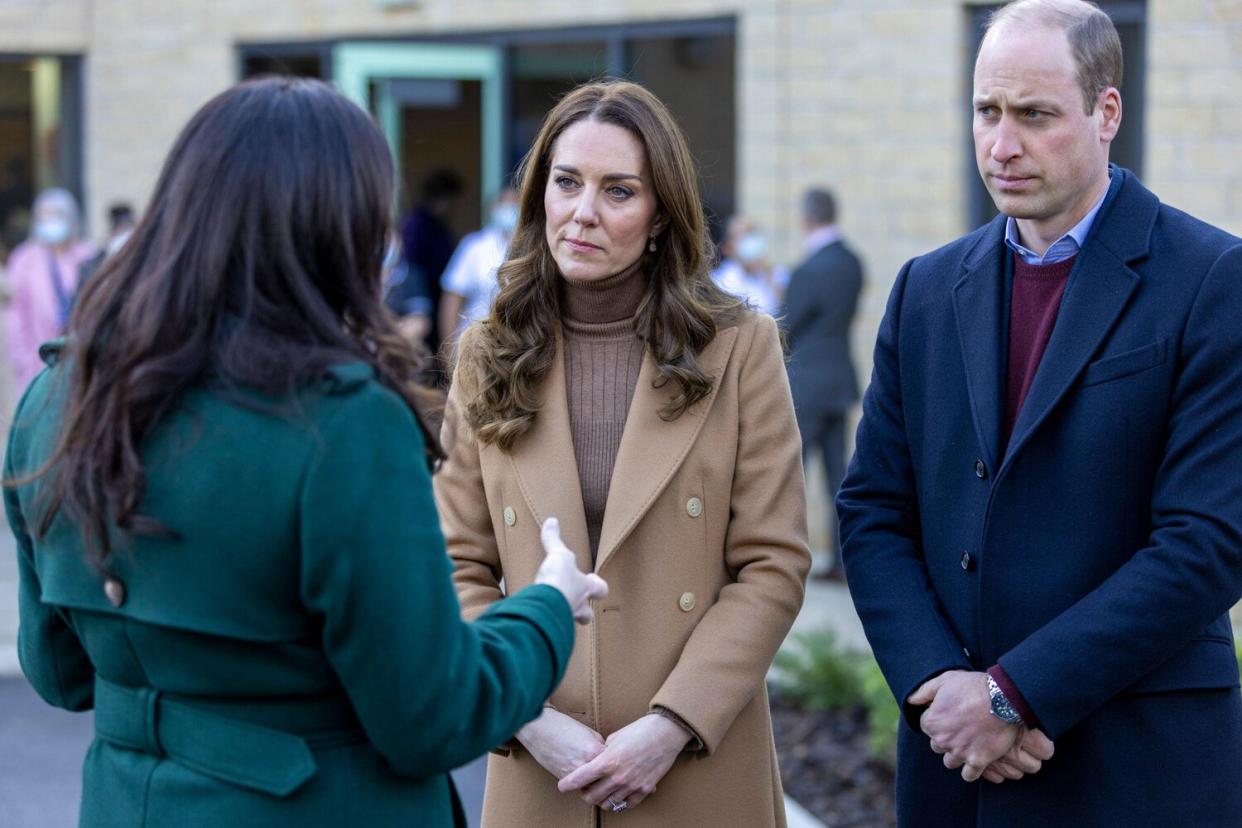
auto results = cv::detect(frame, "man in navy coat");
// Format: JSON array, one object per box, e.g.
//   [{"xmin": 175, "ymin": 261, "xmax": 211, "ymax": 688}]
[{"xmin": 838, "ymin": 1, "xmax": 1242, "ymax": 824}]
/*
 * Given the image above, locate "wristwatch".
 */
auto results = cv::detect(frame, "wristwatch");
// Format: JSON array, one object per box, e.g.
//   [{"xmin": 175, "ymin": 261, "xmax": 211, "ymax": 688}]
[{"xmin": 987, "ymin": 674, "xmax": 1024, "ymax": 726}]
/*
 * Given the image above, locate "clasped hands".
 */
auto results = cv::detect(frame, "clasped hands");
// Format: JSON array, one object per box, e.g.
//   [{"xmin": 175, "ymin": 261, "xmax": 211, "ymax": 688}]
[
  {"xmin": 909, "ymin": 670, "xmax": 1054, "ymax": 784},
  {"xmin": 516, "ymin": 707, "xmax": 688, "ymax": 813}
]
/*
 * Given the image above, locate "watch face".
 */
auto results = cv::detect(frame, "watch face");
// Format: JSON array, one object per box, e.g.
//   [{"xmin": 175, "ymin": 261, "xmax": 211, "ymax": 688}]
[{"xmin": 988, "ymin": 677, "xmax": 1023, "ymax": 725}]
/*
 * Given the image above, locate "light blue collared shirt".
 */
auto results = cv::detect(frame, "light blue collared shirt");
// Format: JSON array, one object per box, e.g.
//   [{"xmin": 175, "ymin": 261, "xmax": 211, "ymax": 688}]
[{"xmin": 1004, "ymin": 185, "xmax": 1109, "ymax": 265}]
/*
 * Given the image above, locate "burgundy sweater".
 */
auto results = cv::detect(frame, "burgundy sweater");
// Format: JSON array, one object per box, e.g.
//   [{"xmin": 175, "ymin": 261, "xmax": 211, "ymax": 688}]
[{"xmin": 988, "ymin": 252, "xmax": 1076, "ymax": 727}]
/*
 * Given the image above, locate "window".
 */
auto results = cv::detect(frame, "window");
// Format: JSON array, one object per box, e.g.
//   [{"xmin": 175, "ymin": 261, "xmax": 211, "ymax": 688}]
[{"xmin": 0, "ymin": 55, "xmax": 84, "ymax": 262}]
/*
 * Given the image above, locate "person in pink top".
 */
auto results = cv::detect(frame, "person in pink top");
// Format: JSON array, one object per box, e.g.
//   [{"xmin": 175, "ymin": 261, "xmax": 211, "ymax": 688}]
[{"xmin": 4, "ymin": 188, "xmax": 96, "ymax": 390}]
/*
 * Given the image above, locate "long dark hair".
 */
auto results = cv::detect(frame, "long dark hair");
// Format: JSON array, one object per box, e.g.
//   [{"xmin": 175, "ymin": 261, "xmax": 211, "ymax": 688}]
[
  {"xmin": 462, "ymin": 79, "xmax": 746, "ymax": 450},
  {"xmin": 23, "ymin": 76, "xmax": 441, "ymax": 570}
]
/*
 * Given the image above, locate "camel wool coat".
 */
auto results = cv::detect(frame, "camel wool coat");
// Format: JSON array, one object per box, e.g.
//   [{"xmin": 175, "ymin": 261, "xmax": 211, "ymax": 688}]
[{"xmin": 434, "ymin": 311, "xmax": 811, "ymax": 828}]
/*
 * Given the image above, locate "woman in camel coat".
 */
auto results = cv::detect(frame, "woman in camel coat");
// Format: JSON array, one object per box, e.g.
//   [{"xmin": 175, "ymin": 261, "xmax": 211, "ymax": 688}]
[{"xmin": 434, "ymin": 80, "xmax": 811, "ymax": 827}]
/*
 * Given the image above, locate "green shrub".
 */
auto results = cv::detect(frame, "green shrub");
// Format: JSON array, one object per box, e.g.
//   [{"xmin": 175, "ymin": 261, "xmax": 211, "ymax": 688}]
[
  {"xmin": 773, "ymin": 630, "xmax": 900, "ymax": 765},
  {"xmin": 773, "ymin": 630, "xmax": 862, "ymax": 711},
  {"xmin": 858, "ymin": 657, "xmax": 899, "ymax": 766}
]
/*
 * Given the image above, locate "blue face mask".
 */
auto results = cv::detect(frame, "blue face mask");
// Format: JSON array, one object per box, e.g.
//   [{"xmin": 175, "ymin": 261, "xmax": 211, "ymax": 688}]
[
  {"xmin": 35, "ymin": 216, "xmax": 71, "ymax": 246},
  {"xmin": 736, "ymin": 232, "xmax": 767, "ymax": 263},
  {"xmin": 490, "ymin": 203, "xmax": 519, "ymax": 233}
]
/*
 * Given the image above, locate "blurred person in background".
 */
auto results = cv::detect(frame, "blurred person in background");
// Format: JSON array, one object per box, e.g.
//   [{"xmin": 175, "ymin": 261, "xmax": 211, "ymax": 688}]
[
  {"xmin": 396, "ymin": 168, "xmax": 464, "ymax": 354},
  {"xmin": 77, "ymin": 201, "xmax": 137, "ymax": 288},
  {"xmin": 783, "ymin": 187, "xmax": 863, "ymax": 582},
  {"xmin": 711, "ymin": 215, "xmax": 785, "ymax": 316},
  {"xmin": 436, "ymin": 79, "xmax": 809, "ymax": 827},
  {"xmin": 438, "ymin": 186, "xmax": 519, "ymax": 354},
  {"xmin": 3, "ymin": 187, "xmax": 96, "ymax": 391},
  {"xmin": 4, "ymin": 77, "xmax": 607, "ymax": 828},
  {"xmin": 382, "ymin": 229, "xmax": 433, "ymax": 347}
]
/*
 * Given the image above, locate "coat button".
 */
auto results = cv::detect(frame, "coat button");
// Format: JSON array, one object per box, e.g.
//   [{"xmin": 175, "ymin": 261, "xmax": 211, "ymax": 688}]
[
  {"xmin": 686, "ymin": 497, "xmax": 703, "ymax": 518},
  {"xmin": 678, "ymin": 592, "xmax": 696, "ymax": 612},
  {"xmin": 960, "ymin": 551, "xmax": 974, "ymax": 571},
  {"xmin": 974, "ymin": 459, "xmax": 988, "ymax": 479},
  {"xmin": 103, "ymin": 577, "xmax": 126, "ymax": 608},
  {"xmin": 503, "ymin": 506, "xmax": 516, "ymax": 526}
]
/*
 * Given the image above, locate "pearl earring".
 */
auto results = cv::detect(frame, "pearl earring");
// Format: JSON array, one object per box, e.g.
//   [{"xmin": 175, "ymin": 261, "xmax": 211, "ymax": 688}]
[{"xmin": 648, "ymin": 237, "xmax": 657, "ymax": 253}]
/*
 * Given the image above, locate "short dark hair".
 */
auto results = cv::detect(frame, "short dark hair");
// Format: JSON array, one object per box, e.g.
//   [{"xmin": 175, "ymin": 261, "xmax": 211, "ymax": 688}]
[
  {"xmin": 985, "ymin": 0, "xmax": 1123, "ymax": 115},
  {"xmin": 802, "ymin": 188, "xmax": 837, "ymax": 226},
  {"xmin": 420, "ymin": 168, "xmax": 464, "ymax": 202},
  {"xmin": 107, "ymin": 202, "xmax": 135, "ymax": 233}
]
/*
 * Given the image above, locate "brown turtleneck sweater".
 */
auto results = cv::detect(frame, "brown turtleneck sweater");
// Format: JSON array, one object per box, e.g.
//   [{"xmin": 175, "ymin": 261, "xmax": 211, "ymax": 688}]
[
  {"xmin": 560, "ymin": 263, "xmax": 647, "ymax": 560},
  {"xmin": 562, "ymin": 264, "xmax": 704, "ymax": 748}
]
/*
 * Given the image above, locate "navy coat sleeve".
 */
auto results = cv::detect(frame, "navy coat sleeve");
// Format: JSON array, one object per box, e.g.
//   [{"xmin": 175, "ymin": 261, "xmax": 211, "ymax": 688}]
[
  {"xmin": 998, "ymin": 244, "xmax": 1242, "ymax": 739},
  {"xmin": 837, "ymin": 260, "xmax": 971, "ymax": 728}
]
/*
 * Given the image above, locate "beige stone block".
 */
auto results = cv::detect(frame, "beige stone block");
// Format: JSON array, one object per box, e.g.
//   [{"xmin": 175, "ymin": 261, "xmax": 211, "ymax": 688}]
[
  {"xmin": 1156, "ymin": 180, "xmax": 1231, "ymax": 218},
  {"xmin": 1215, "ymin": 105, "xmax": 1242, "ymax": 136},
  {"xmin": 1184, "ymin": 140, "xmax": 1242, "ymax": 174},
  {"xmin": 1147, "ymin": 70, "xmax": 1190, "ymax": 106},
  {"xmin": 1151, "ymin": 0, "xmax": 1210, "ymax": 26},
  {"xmin": 1151, "ymin": 31, "xmax": 1234, "ymax": 69},
  {"xmin": 1183, "ymin": 68, "xmax": 1242, "ymax": 104},
  {"xmin": 1150, "ymin": 105, "xmax": 1216, "ymax": 137},
  {"xmin": 1208, "ymin": 0, "xmax": 1242, "ymax": 25}
]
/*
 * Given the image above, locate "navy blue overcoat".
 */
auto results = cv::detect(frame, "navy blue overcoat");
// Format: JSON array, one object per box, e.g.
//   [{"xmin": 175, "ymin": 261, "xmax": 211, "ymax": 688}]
[{"xmin": 839, "ymin": 168, "xmax": 1242, "ymax": 826}]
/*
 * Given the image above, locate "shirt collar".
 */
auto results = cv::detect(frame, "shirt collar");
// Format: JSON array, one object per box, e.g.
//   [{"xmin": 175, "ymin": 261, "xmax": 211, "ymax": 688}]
[
  {"xmin": 804, "ymin": 225, "xmax": 841, "ymax": 256},
  {"xmin": 1004, "ymin": 180, "xmax": 1109, "ymax": 265}
]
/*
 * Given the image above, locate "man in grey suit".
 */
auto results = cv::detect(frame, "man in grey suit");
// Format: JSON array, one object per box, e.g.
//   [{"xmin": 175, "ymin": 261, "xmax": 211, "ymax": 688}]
[{"xmin": 784, "ymin": 188, "xmax": 863, "ymax": 580}]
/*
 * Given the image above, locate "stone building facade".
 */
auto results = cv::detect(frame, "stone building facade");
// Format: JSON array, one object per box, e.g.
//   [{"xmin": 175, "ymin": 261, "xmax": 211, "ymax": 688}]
[{"xmin": 2, "ymin": 0, "xmax": 1240, "ymax": 379}]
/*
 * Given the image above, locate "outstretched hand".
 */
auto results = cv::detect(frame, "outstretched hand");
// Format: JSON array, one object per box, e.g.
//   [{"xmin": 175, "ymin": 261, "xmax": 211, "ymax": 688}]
[{"xmin": 534, "ymin": 517, "xmax": 608, "ymax": 624}]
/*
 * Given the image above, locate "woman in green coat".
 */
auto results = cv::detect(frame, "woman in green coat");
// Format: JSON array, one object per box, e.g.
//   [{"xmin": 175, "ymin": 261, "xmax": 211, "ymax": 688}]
[{"xmin": 3, "ymin": 77, "xmax": 606, "ymax": 828}]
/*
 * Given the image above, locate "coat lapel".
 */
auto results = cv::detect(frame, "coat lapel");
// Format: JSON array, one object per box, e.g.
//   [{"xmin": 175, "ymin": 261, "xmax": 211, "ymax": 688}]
[
  {"xmin": 1001, "ymin": 171, "xmax": 1157, "ymax": 474},
  {"xmin": 504, "ymin": 337, "xmax": 592, "ymax": 574},
  {"xmin": 594, "ymin": 325, "xmax": 740, "ymax": 573},
  {"xmin": 952, "ymin": 218, "xmax": 1009, "ymax": 472}
]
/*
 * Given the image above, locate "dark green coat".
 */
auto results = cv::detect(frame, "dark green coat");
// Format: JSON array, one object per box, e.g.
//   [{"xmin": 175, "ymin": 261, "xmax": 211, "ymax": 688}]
[{"xmin": 4, "ymin": 352, "xmax": 574, "ymax": 827}]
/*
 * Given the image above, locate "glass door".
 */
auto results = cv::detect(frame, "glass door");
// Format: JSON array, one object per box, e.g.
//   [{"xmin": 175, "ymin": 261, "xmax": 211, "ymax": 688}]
[{"xmin": 333, "ymin": 42, "xmax": 504, "ymax": 224}]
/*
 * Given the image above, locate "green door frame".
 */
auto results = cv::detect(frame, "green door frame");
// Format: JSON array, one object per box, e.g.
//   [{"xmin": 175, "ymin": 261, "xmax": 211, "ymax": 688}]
[{"xmin": 332, "ymin": 42, "xmax": 503, "ymax": 214}]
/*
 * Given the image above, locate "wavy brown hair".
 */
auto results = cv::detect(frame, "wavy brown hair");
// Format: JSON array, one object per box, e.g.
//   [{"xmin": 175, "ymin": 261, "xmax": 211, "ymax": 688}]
[
  {"xmin": 462, "ymin": 79, "xmax": 746, "ymax": 450},
  {"xmin": 13, "ymin": 77, "xmax": 442, "ymax": 571}
]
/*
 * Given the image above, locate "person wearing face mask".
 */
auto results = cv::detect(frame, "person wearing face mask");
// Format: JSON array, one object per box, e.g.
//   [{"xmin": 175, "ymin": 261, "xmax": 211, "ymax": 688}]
[
  {"xmin": 435, "ymin": 80, "xmax": 810, "ymax": 826},
  {"xmin": 711, "ymin": 215, "xmax": 786, "ymax": 316},
  {"xmin": 437, "ymin": 187, "xmax": 520, "ymax": 353},
  {"xmin": 3, "ymin": 188, "xmax": 96, "ymax": 390}
]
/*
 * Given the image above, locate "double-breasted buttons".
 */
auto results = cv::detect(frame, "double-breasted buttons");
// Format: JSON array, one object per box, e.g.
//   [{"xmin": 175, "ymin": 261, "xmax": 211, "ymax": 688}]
[
  {"xmin": 103, "ymin": 577, "xmax": 126, "ymax": 608},
  {"xmin": 678, "ymin": 592, "xmax": 696, "ymax": 612},
  {"xmin": 503, "ymin": 506, "xmax": 516, "ymax": 527},
  {"xmin": 686, "ymin": 497, "xmax": 703, "ymax": 518},
  {"xmin": 974, "ymin": 459, "xmax": 988, "ymax": 479},
  {"xmin": 960, "ymin": 551, "xmax": 974, "ymax": 572}
]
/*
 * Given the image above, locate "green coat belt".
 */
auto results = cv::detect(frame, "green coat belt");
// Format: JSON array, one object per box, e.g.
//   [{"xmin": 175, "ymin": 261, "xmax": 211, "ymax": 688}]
[{"xmin": 4, "ymin": 350, "xmax": 574, "ymax": 827}]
